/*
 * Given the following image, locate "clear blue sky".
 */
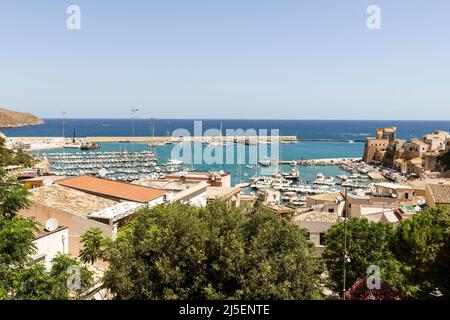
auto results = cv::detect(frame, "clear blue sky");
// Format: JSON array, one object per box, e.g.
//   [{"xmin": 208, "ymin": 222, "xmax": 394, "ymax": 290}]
[{"xmin": 0, "ymin": 0, "xmax": 449, "ymax": 119}]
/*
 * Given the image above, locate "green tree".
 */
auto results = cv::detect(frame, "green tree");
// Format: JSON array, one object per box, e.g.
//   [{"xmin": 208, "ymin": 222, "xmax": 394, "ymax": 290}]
[
  {"xmin": 79, "ymin": 228, "xmax": 107, "ymax": 265},
  {"xmin": 0, "ymin": 168, "xmax": 31, "ymax": 218},
  {"xmin": 0, "ymin": 215, "xmax": 38, "ymax": 267},
  {"xmin": 0, "ymin": 216, "xmax": 93, "ymax": 300},
  {"xmin": 49, "ymin": 254, "xmax": 94, "ymax": 299},
  {"xmin": 0, "ymin": 137, "xmax": 34, "ymax": 167},
  {"xmin": 8, "ymin": 262, "xmax": 58, "ymax": 300},
  {"xmin": 391, "ymin": 206, "xmax": 450, "ymax": 297},
  {"xmin": 323, "ymin": 218, "xmax": 409, "ymax": 296},
  {"xmin": 438, "ymin": 149, "xmax": 450, "ymax": 171},
  {"xmin": 100, "ymin": 202, "xmax": 323, "ymax": 300}
]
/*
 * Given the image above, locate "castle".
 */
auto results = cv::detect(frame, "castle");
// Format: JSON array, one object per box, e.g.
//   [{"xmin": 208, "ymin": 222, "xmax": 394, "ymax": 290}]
[{"xmin": 363, "ymin": 128, "xmax": 450, "ymax": 177}]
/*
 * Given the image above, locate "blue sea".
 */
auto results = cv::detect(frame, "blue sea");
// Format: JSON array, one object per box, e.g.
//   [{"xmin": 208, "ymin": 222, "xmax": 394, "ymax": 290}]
[
  {"xmin": 2, "ymin": 119, "xmax": 450, "ymax": 140},
  {"xmin": 4, "ymin": 119, "xmax": 450, "ymax": 186}
]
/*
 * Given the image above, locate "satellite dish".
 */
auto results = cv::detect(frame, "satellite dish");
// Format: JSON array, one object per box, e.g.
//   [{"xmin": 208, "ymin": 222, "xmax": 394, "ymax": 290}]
[
  {"xmin": 99, "ymin": 168, "xmax": 108, "ymax": 178},
  {"xmin": 42, "ymin": 178, "xmax": 54, "ymax": 187},
  {"xmin": 44, "ymin": 218, "xmax": 59, "ymax": 232}
]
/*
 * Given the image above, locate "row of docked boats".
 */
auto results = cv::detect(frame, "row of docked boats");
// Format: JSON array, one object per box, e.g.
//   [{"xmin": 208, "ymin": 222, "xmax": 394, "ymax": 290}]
[{"xmin": 41, "ymin": 151, "xmax": 190, "ymax": 181}]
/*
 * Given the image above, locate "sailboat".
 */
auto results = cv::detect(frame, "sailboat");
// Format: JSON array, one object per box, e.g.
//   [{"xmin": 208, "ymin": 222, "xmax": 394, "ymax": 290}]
[
  {"xmin": 148, "ymin": 118, "xmax": 166, "ymax": 147},
  {"xmin": 235, "ymin": 152, "xmax": 250, "ymax": 188}
]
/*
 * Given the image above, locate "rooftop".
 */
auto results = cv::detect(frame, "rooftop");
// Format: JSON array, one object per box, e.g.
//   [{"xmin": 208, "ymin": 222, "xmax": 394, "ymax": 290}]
[
  {"xmin": 375, "ymin": 182, "xmax": 413, "ymax": 190},
  {"xmin": 427, "ymin": 183, "xmax": 450, "ymax": 204},
  {"xmin": 134, "ymin": 178, "xmax": 203, "ymax": 192},
  {"xmin": 408, "ymin": 139, "xmax": 428, "ymax": 147},
  {"xmin": 88, "ymin": 201, "xmax": 145, "ymax": 223},
  {"xmin": 22, "ymin": 175, "xmax": 67, "ymax": 182},
  {"xmin": 206, "ymin": 186, "xmax": 240, "ymax": 200},
  {"xmin": 264, "ymin": 204, "xmax": 295, "ymax": 215},
  {"xmin": 57, "ymin": 176, "xmax": 167, "ymax": 203},
  {"xmin": 293, "ymin": 211, "xmax": 340, "ymax": 223},
  {"xmin": 34, "ymin": 226, "xmax": 68, "ymax": 241},
  {"xmin": 30, "ymin": 184, "xmax": 117, "ymax": 216},
  {"xmin": 360, "ymin": 205, "xmax": 401, "ymax": 223},
  {"xmin": 167, "ymin": 171, "xmax": 230, "ymax": 179},
  {"xmin": 307, "ymin": 192, "xmax": 343, "ymax": 203}
]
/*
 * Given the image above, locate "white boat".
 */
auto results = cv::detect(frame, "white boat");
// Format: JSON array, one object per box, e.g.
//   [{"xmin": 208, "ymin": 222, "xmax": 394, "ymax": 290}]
[
  {"xmin": 63, "ymin": 144, "xmax": 81, "ymax": 149},
  {"xmin": 166, "ymin": 159, "xmax": 184, "ymax": 165},
  {"xmin": 148, "ymin": 142, "xmax": 166, "ymax": 147},
  {"xmin": 314, "ymin": 173, "xmax": 335, "ymax": 185},
  {"xmin": 285, "ymin": 168, "xmax": 300, "ymax": 180},
  {"xmin": 258, "ymin": 158, "xmax": 272, "ymax": 166},
  {"xmin": 236, "ymin": 182, "xmax": 250, "ymax": 188}
]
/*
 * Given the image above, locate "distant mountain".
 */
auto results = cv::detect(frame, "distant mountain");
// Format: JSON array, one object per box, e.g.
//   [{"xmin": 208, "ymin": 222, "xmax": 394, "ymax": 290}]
[{"xmin": 0, "ymin": 107, "xmax": 43, "ymax": 128}]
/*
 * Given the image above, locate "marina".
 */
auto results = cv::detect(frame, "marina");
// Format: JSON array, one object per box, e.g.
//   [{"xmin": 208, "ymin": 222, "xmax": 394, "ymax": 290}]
[{"xmin": 35, "ymin": 144, "xmax": 378, "ymax": 209}]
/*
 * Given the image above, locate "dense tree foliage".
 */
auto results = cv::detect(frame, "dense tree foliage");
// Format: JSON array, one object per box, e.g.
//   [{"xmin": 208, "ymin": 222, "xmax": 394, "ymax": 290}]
[
  {"xmin": 0, "ymin": 137, "xmax": 33, "ymax": 167},
  {"xmin": 438, "ymin": 149, "xmax": 450, "ymax": 171},
  {"xmin": 94, "ymin": 202, "xmax": 323, "ymax": 300},
  {"xmin": 345, "ymin": 278, "xmax": 405, "ymax": 300},
  {"xmin": 0, "ymin": 168, "xmax": 93, "ymax": 300},
  {"xmin": 324, "ymin": 207, "xmax": 450, "ymax": 299},
  {"xmin": 392, "ymin": 206, "xmax": 450, "ymax": 297},
  {"xmin": 79, "ymin": 228, "xmax": 108, "ymax": 265},
  {"xmin": 0, "ymin": 215, "xmax": 93, "ymax": 300},
  {"xmin": 0, "ymin": 168, "xmax": 31, "ymax": 218},
  {"xmin": 323, "ymin": 218, "xmax": 409, "ymax": 296}
]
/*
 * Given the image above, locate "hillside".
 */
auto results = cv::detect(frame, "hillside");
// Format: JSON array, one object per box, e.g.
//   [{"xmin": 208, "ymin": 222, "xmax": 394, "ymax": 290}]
[{"xmin": 0, "ymin": 107, "xmax": 43, "ymax": 128}]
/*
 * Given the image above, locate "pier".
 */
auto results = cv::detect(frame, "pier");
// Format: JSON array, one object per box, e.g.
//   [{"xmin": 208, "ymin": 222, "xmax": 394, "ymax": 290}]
[
  {"xmin": 85, "ymin": 135, "xmax": 299, "ymax": 143},
  {"xmin": 274, "ymin": 157, "xmax": 362, "ymax": 166}
]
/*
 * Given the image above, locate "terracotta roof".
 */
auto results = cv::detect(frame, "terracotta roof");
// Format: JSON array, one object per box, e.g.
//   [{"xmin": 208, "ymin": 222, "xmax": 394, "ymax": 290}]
[
  {"xmin": 427, "ymin": 183, "xmax": 450, "ymax": 204},
  {"xmin": 57, "ymin": 176, "xmax": 167, "ymax": 203}
]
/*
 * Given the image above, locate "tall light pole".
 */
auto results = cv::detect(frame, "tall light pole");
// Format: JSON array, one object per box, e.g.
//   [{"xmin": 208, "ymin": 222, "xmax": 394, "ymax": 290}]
[
  {"xmin": 150, "ymin": 117, "xmax": 155, "ymax": 137},
  {"xmin": 342, "ymin": 187, "xmax": 350, "ymax": 300},
  {"xmin": 62, "ymin": 112, "xmax": 66, "ymax": 139},
  {"xmin": 131, "ymin": 108, "xmax": 139, "ymax": 138}
]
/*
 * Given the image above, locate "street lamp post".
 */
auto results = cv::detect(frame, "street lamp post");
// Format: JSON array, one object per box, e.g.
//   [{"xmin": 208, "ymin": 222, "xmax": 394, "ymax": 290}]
[
  {"xmin": 131, "ymin": 108, "xmax": 139, "ymax": 138},
  {"xmin": 342, "ymin": 187, "xmax": 351, "ymax": 300},
  {"xmin": 62, "ymin": 112, "xmax": 66, "ymax": 139}
]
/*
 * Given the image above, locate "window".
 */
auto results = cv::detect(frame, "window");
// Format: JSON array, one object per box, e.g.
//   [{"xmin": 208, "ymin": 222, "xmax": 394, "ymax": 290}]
[
  {"xmin": 33, "ymin": 254, "xmax": 46, "ymax": 264},
  {"xmin": 328, "ymin": 208, "xmax": 334, "ymax": 213},
  {"xmin": 405, "ymin": 193, "xmax": 409, "ymax": 200},
  {"xmin": 319, "ymin": 233, "xmax": 326, "ymax": 246}
]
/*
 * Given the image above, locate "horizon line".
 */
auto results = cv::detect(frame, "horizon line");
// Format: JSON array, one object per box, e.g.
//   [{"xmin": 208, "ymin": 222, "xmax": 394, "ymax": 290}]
[{"xmin": 36, "ymin": 117, "xmax": 450, "ymax": 122}]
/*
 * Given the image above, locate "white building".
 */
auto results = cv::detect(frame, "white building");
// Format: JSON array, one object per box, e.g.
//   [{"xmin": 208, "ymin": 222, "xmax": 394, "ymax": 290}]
[{"xmin": 32, "ymin": 226, "xmax": 69, "ymax": 271}]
